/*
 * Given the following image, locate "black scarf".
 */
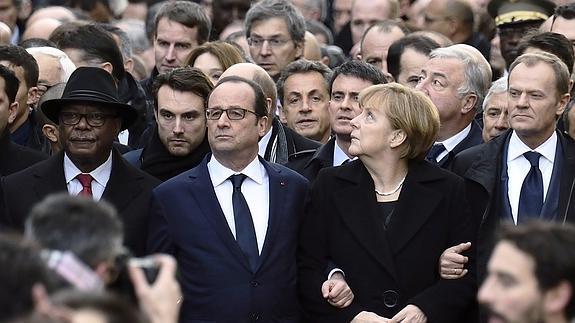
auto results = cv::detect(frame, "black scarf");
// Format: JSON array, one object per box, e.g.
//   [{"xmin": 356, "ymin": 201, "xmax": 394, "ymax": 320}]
[{"xmin": 140, "ymin": 126, "xmax": 211, "ymax": 181}]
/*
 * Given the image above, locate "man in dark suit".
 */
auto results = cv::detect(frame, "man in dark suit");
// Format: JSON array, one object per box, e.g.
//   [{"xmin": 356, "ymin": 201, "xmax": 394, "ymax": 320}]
[
  {"xmin": 220, "ymin": 62, "xmax": 320, "ymax": 165},
  {"xmin": 0, "ymin": 67, "xmax": 160, "ymax": 256},
  {"xmin": 147, "ymin": 76, "xmax": 309, "ymax": 322},
  {"xmin": 450, "ymin": 52, "xmax": 575, "ymax": 283},
  {"xmin": 416, "ymin": 44, "xmax": 492, "ymax": 169},
  {"xmin": 288, "ymin": 60, "xmax": 387, "ymax": 181},
  {"xmin": 0, "ymin": 65, "xmax": 45, "ymax": 176}
]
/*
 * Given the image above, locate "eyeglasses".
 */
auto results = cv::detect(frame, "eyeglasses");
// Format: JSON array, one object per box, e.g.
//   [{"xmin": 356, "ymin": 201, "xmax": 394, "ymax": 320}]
[
  {"xmin": 60, "ymin": 111, "xmax": 118, "ymax": 127},
  {"xmin": 206, "ymin": 108, "xmax": 258, "ymax": 120},
  {"xmin": 247, "ymin": 36, "xmax": 291, "ymax": 49}
]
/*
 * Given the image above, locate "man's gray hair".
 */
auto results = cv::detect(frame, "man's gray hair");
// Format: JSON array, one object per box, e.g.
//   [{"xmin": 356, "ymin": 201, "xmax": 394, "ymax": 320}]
[
  {"xmin": 482, "ymin": 76, "xmax": 508, "ymax": 112},
  {"xmin": 430, "ymin": 44, "xmax": 492, "ymax": 110},
  {"xmin": 245, "ymin": 0, "xmax": 306, "ymax": 44}
]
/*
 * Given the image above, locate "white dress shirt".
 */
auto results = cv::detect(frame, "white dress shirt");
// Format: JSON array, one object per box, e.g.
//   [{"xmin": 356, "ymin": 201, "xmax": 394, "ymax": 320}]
[
  {"xmin": 431, "ymin": 123, "xmax": 472, "ymax": 162},
  {"xmin": 507, "ymin": 131, "xmax": 556, "ymax": 224},
  {"xmin": 207, "ymin": 155, "xmax": 270, "ymax": 254},
  {"xmin": 64, "ymin": 152, "xmax": 113, "ymax": 201},
  {"xmin": 258, "ymin": 127, "xmax": 273, "ymax": 158},
  {"xmin": 333, "ymin": 140, "xmax": 352, "ymax": 166}
]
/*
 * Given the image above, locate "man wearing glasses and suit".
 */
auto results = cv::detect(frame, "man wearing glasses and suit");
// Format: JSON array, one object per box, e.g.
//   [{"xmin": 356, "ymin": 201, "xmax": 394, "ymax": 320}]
[
  {"xmin": 147, "ymin": 76, "xmax": 309, "ymax": 322},
  {"xmin": 0, "ymin": 67, "xmax": 160, "ymax": 256}
]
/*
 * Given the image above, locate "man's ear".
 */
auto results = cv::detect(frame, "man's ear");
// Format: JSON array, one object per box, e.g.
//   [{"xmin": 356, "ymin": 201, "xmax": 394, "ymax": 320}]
[
  {"xmin": 295, "ymin": 41, "xmax": 304, "ymax": 60},
  {"xmin": 27, "ymin": 86, "xmax": 39, "ymax": 106},
  {"xmin": 461, "ymin": 93, "xmax": 478, "ymax": 115},
  {"xmin": 100, "ymin": 62, "xmax": 114, "ymax": 75},
  {"xmin": 7, "ymin": 101, "xmax": 18, "ymax": 124},
  {"xmin": 124, "ymin": 58, "xmax": 134, "ymax": 74},
  {"xmin": 543, "ymin": 280, "xmax": 572, "ymax": 316},
  {"xmin": 42, "ymin": 124, "xmax": 59, "ymax": 143}
]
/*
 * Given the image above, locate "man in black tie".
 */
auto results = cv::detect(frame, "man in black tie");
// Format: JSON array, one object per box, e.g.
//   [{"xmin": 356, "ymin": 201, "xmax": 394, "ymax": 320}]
[
  {"xmin": 449, "ymin": 52, "xmax": 575, "ymax": 284},
  {"xmin": 0, "ymin": 67, "xmax": 160, "ymax": 256},
  {"xmin": 146, "ymin": 76, "xmax": 310, "ymax": 322},
  {"xmin": 416, "ymin": 44, "xmax": 492, "ymax": 169}
]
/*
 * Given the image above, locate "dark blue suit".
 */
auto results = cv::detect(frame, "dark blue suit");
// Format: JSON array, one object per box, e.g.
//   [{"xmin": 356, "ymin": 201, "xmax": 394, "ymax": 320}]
[{"xmin": 147, "ymin": 155, "xmax": 309, "ymax": 323}]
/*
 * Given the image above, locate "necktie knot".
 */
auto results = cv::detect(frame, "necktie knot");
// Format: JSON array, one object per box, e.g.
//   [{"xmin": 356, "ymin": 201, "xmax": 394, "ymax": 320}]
[
  {"xmin": 76, "ymin": 174, "xmax": 93, "ymax": 188},
  {"xmin": 524, "ymin": 151, "xmax": 541, "ymax": 167},
  {"xmin": 230, "ymin": 174, "xmax": 247, "ymax": 190},
  {"xmin": 75, "ymin": 174, "xmax": 93, "ymax": 197},
  {"xmin": 427, "ymin": 144, "xmax": 446, "ymax": 161}
]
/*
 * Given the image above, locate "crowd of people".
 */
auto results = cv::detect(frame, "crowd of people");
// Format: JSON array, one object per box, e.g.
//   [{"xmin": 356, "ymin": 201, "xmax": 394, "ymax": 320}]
[{"xmin": 2, "ymin": 0, "xmax": 575, "ymax": 322}]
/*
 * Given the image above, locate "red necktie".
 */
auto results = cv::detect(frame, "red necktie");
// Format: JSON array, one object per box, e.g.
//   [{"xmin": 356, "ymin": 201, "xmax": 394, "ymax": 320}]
[{"xmin": 76, "ymin": 174, "xmax": 93, "ymax": 197}]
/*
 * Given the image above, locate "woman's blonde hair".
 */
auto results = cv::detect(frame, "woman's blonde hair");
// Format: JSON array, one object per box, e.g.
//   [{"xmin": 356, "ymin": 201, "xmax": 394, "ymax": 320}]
[{"xmin": 359, "ymin": 83, "xmax": 440, "ymax": 160}]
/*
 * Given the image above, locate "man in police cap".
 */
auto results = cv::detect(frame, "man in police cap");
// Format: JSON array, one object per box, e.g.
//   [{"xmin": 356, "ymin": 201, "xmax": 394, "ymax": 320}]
[
  {"xmin": 0, "ymin": 67, "xmax": 160, "ymax": 256},
  {"xmin": 488, "ymin": 0, "xmax": 556, "ymax": 69}
]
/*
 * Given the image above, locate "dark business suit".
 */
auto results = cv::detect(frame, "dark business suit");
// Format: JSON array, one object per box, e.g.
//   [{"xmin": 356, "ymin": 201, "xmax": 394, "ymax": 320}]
[
  {"xmin": 0, "ymin": 150, "xmax": 160, "ymax": 256},
  {"xmin": 451, "ymin": 129, "xmax": 575, "ymax": 282},
  {"xmin": 287, "ymin": 137, "xmax": 336, "ymax": 182},
  {"xmin": 0, "ymin": 130, "xmax": 46, "ymax": 176},
  {"xmin": 147, "ymin": 155, "xmax": 309, "ymax": 323},
  {"xmin": 298, "ymin": 159, "xmax": 477, "ymax": 323},
  {"xmin": 437, "ymin": 120, "xmax": 482, "ymax": 170}
]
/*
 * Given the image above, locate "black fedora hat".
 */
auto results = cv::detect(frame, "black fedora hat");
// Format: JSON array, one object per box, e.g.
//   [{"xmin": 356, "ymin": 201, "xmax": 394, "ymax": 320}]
[{"xmin": 41, "ymin": 67, "xmax": 137, "ymax": 130}]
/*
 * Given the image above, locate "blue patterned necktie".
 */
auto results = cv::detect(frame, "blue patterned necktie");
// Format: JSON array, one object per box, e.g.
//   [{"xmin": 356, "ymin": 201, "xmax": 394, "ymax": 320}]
[
  {"xmin": 229, "ymin": 174, "xmax": 259, "ymax": 271},
  {"xmin": 517, "ymin": 152, "xmax": 543, "ymax": 224},
  {"xmin": 426, "ymin": 144, "xmax": 446, "ymax": 163}
]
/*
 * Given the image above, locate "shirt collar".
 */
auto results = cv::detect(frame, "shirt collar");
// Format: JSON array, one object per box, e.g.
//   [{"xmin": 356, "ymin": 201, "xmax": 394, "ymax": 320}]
[
  {"xmin": 258, "ymin": 127, "xmax": 273, "ymax": 157},
  {"xmin": 508, "ymin": 131, "xmax": 557, "ymax": 163},
  {"xmin": 436, "ymin": 123, "xmax": 472, "ymax": 152},
  {"xmin": 208, "ymin": 155, "xmax": 265, "ymax": 187},
  {"xmin": 64, "ymin": 151, "xmax": 113, "ymax": 186},
  {"xmin": 333, "ymin": 140, "xmax": 350, "ymax": 166}
]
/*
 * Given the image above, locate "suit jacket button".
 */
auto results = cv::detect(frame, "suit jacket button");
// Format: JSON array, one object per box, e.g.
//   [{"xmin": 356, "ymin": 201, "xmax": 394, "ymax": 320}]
[
  {"xmin": 251, "ymin": 280, "xmax": 259, "ymax": 287},
  {"xmin": 382, "ymin": 290, "xmax": 399, "ymax": 308}
]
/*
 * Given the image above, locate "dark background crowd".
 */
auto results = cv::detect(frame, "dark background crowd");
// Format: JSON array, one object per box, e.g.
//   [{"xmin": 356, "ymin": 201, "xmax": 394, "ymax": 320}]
[{"xmin": 2, "ymin": 0, "xmax": 575, "ymax": 322}]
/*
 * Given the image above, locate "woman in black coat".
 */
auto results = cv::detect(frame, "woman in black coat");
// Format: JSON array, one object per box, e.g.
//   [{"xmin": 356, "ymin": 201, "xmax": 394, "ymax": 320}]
[{"xmin": 298, "ymin": 83, "xmax": 477, "ymax": 323}]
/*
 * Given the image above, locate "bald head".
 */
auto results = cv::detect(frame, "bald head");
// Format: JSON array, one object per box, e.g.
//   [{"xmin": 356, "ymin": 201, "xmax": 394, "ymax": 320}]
[
  {"xmin": 26, "ymin": 6, "xmax": 76, "ymax": 28},
  {"xmin": 304, "ymin": 31, "xmax": 322, "ymax": 61},
  {"xmin": 0, "ymin": 22, "xmax": 11, "ymax": 45},
  {"xmin": 220, "ymin": 63, "xmax": 278, "ymax": 121},
  {"xmin": 22, "ymin": 18, "xmax": 62, "ymax": 41}
]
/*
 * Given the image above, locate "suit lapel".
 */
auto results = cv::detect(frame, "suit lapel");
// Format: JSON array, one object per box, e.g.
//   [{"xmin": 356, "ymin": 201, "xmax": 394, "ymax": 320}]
[
  {"xmin": 257, "ymin": 159, "xmax": 283, "ymax": 271},
  {"xmin": 558, "ymin": 132, "xmax": 575, "ymax": 223},
  {"xmin": 188, "ymin": 156, "xmax": 252, "ymax": 272},
  {"xmin": 102, "ymin": 151, "xmax": 144, "ymax": 212},
  {"xmin": 334, "ymin": 162, "xmax": 399, "ymax": 281},
  {"xmin": 32, "ymin": 152, "xmax": 68, "ymax": 198},
  {"xmin": 385, "ymin": 161, "xmax": 441, "ymax": 254}
]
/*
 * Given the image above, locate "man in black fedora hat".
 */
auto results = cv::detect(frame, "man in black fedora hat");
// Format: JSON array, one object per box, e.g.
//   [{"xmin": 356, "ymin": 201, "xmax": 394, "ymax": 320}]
[{"xmin": 0, "ymin": 67, "xmax": 160, "ymax": 256}]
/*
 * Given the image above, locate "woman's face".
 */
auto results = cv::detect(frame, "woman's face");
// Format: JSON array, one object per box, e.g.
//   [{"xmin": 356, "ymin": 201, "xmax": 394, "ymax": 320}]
[
  {"xmin": 193, "ymin": 52, "xmax": 224, "ymax": 86},
  {"xmin": 349, "ymin": 101, "xmax": 396, "ymax": 158}
]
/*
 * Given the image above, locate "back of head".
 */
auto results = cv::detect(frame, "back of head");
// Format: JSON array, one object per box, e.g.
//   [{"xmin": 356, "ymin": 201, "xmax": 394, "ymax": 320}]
[
  {"xmin": 0, "ymin": 45, "xmax": 39, "ymax": 89},
  {"xmin": 445, "ymin": 0, "xmax": 474, "ymax": 30},
  {"xmin": 154, "ymin": 1, "xmax": 211, "ymax": 45},
  {"xmin": 497, "ymin": 221, "xmax": 575, "ymax": 319},
  {"xmin": 244, "ymin": 0, "xmax": 306, "ymax": 44},
  {"xmin": 25, "ymin": 194, "xmax": 124, "ymax": 268},
  {"xmin": 50, "ymin": 23, "xmax": 125, "ymax": 83},
  {"xmin": 0, "ymin": 234, "xmax": 57, "ymax": 322},
  {"xmin": 516, "ymin": 31, "xmax": 574, "ymax": 75},
  {"xmin": 26, "ymin": 46, "xmax": 77, "ymax": 84},
  {"xmin": 387, "ymin": 34, "xmax": 440, "ymax": 82}
]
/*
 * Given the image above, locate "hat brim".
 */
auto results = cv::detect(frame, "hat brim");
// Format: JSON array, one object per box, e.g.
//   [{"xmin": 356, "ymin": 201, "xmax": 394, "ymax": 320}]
[{"xmin": 41, "ymin": 98, "xmax": 138, "ymax": 131}]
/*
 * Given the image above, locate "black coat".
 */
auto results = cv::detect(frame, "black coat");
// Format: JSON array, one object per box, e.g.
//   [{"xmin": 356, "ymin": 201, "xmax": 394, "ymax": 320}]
[
  {"xmin": 451, "ymin": 129, "xmax": 575, "ymax": 281},
  {"xmin": 0, "ymin": 149, "xmax": 160, "ymax": 256},
  {"xmin": 438, "ymin": 120, "xmax": 483, "ymax": 170},
  {"xmin": 0, "ymin": 130, "xmax": 46, "ymax": 177},
  {"xmin": 287, "ymin": 136, "xmax": 336, "ymax": 182},
  {"xmin": 298, "ymin": 159, "xmax": 478, "ymax": 323}
]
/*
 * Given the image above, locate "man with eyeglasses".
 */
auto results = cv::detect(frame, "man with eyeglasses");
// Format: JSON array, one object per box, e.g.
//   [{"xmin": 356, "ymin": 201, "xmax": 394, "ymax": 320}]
[
  {"xmin": 244, "ymin": 0, "xmax": 305, "ymax": 81},
  {"xmin": 0, "ymin": 67, "xmax": 160, "ymax": 257},
  {"xmin": 147, "ymin": 76, "xmax": 309, "ymax": 322}
]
